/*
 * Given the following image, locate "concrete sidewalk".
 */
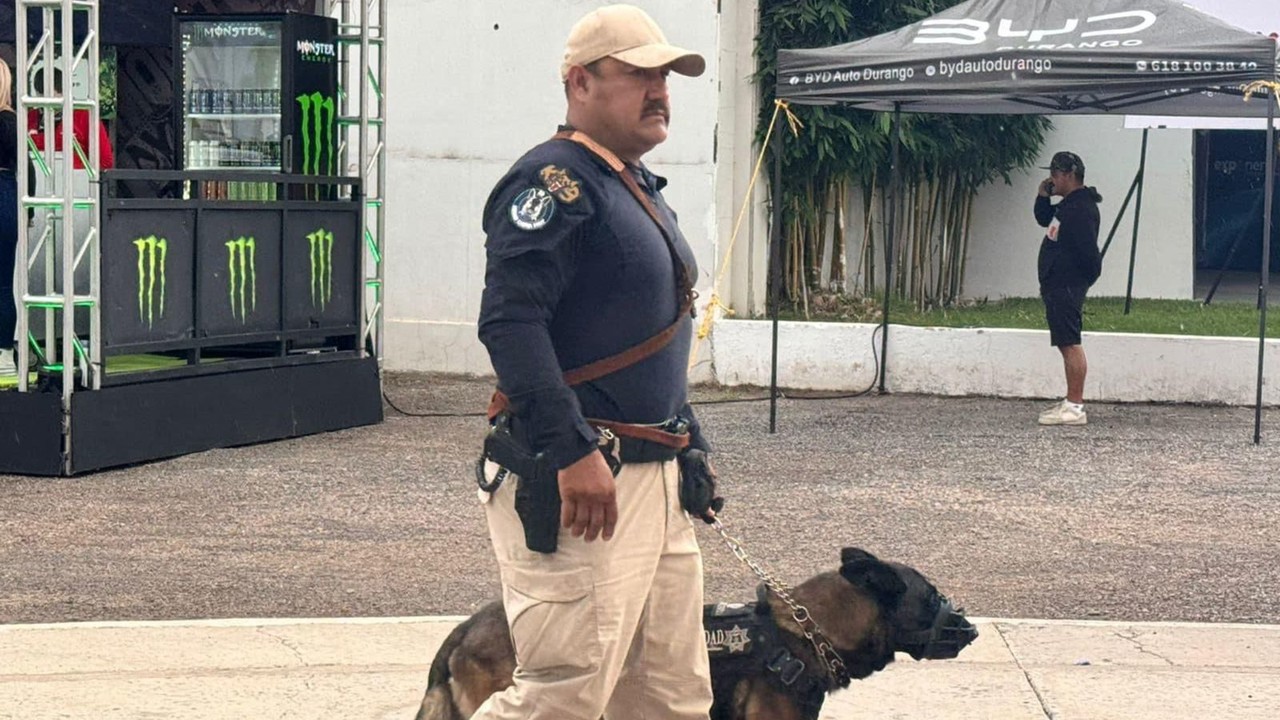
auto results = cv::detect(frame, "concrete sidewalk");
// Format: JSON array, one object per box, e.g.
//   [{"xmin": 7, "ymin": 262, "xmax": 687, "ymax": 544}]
[{"xmin": 3, "ymin": 617, "xmax": 1278, "ymax": 719}]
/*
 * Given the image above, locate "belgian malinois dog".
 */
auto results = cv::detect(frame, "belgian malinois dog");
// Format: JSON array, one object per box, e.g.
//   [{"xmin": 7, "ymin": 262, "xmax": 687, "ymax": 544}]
[{"xmin": 415, "ymin": 547, "xmax": 977, "ymax": 720}]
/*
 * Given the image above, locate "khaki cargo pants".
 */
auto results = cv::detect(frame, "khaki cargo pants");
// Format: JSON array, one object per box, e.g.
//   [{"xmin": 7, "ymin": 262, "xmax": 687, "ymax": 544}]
[{"xmin": 471, "ymin": 458, "xmax": 712, "ymax": 720}]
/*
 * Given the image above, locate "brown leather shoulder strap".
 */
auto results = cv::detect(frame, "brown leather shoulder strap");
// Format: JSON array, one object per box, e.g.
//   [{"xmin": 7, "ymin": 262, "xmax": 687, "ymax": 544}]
[
  {"xmin": 551, "ymin": 129, "xmax": 693, "ymax": 387},
  {"xmin": 556, "ymin": 130, "xmax": 670, "ymax": 240},
  {"xmin": 556, "ymin": 130, "xmax": 626, "ymax": 172}
]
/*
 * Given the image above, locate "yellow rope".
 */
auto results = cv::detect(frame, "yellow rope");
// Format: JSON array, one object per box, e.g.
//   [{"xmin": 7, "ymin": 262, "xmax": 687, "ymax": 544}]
[
  {"xmin": 1244, "ymin": 80, "xmax": 1280, "ymax": 109},
  {"xmin": 688, "ymin": 100, "xmax": 803, "ymax": 371}
]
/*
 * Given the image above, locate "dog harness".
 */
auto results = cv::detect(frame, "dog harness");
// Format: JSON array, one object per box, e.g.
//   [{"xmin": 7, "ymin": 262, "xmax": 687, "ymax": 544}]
[{"xmin": 703, "ymin": 586, "xmax": 831, "ymax": 720}]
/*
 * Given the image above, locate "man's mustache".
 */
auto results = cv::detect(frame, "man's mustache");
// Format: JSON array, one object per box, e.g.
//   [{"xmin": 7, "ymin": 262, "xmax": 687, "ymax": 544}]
[{"xmin": 643, "ymin": 101, "xmax": 670, "ymax": 120}]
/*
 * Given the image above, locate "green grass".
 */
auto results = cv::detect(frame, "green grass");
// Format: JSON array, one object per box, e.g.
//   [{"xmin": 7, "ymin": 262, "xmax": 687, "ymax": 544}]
[{"xmin": 772, "ymin": 295, "xmax": 1280, "ymax": 338}]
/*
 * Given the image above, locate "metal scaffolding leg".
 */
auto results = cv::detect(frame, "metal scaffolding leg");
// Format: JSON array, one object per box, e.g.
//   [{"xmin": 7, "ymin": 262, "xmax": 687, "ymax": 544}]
[
  {"xmin": 328, "ymin": 0, "xmax": 386, "ymax": 363},
  {"xmin": 15, "ymin": 0, "xmax": 103, "ymax": 473}
]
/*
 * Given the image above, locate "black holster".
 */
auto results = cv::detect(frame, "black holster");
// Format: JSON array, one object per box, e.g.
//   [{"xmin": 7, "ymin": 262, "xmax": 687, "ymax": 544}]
[{"xmin": 482, "ymin": 416, "xmax": 560, "ymax": 554}]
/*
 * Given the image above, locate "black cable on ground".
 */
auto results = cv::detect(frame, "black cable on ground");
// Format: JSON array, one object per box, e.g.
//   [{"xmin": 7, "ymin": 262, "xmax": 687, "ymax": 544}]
[
  {"xmin": 381, "ymin": 390, "xmax": 486, "ymax": 418},
  {"xmin": 692, "ymin": 322, "xmax": 884, "ymax": 405}
]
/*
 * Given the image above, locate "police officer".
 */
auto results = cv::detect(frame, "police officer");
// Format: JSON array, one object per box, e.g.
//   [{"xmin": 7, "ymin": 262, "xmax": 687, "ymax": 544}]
[
  {"xmin": 1035, "ymin": 151, "xmax": 1104, "ymax": 426},
  {"xmin": 472, "ymin": 5, "xmax": 715, "ymax": 719}
]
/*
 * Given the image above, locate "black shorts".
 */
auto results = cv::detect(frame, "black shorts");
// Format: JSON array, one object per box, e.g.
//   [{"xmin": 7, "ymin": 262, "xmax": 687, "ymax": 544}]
[{"xmin": 1041, "ymin": 284, "xmax": 1087, "ymax": 347}]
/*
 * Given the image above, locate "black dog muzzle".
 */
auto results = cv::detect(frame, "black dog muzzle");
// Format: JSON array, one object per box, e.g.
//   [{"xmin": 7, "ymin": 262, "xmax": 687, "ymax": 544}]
[{"xmin": 897, "ymin": 595, "xmax": 978, "ymax": 660}]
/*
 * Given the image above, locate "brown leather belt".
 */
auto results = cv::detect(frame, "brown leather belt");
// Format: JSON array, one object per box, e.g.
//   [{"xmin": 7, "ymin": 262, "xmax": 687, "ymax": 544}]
[{"xmin": 487, "ymin": 390, "xmax": 690, "ymax": 450}]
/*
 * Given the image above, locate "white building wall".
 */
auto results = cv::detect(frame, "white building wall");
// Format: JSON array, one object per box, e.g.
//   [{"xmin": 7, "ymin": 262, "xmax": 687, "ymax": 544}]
[
  {"xmin": 382, "ymin": 0, "xmax": 722, "ymax": 374},
  {"xmin": 378, "ymin": 0, "xmax": 1223, "ymax": 375},
  {"xmin": 711, "ymin": 319, "xmax": 1280, "ymax": 406},
  {"xmin": 964, "ymin": 116, "xmax": 1196, "ymax": 300},
  {"xmin": 810, "ymin": 116, "xmax": 1198, "ymax": 305}
]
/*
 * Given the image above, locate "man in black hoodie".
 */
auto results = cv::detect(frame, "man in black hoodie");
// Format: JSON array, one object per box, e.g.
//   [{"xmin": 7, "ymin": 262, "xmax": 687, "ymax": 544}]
[{"xmin": 1034, "ymin": 151, "xmax": 1103, "ymax": 426}]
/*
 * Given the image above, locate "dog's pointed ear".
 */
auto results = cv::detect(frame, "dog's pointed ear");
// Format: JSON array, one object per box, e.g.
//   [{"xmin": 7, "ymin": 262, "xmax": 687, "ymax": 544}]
[
  {"xmin": 841, "ymin": 547, "xmax": 878, "ymax": 566},
  {"xmin": 840, "ymin": 549, "xmax": 907, "ymax": 606}
]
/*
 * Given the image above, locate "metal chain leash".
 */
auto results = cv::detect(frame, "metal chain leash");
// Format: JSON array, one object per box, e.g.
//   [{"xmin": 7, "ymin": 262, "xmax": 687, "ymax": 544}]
[{"xmin": 710, "ymin": 518, "xmax": 850, "ymax": 685}]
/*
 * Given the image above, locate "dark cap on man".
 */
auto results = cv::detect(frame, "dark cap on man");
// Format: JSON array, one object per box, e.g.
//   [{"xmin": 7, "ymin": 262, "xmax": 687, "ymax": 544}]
[
  {"xmin": 561, "ymin": 4, "xmax": 706, "ymax": 81},
  {"xmin": 1041, "ymin": 151, "xmax": 1086, "ymax": 178}
]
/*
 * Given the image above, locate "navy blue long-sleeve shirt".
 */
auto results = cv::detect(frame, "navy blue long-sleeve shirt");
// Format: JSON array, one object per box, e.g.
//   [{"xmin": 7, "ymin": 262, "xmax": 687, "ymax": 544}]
[{"xmin": 477, "ymin": 131, "xmax": 709, "ymax": 470}]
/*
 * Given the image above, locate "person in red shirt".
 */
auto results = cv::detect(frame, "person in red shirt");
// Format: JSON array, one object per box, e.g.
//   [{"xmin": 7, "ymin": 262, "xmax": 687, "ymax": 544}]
[
  {"xmin": 27, "ymin": 107, "xmax": 114, "ymax": 170},
  {"xmin": 26, "ymin": 68, "xmax": 114, "ymax": 170}
]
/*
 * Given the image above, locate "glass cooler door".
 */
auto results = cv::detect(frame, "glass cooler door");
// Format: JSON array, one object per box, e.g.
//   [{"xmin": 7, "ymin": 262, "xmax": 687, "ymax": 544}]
[{"xmin": 178, "ymin": 18, "xmax": 283, "ymax": 200}]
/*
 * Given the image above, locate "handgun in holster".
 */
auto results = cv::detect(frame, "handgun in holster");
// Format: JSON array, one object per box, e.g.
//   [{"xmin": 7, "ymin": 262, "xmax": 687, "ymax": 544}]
[{"xmin": 481, "ymin": 415, "xmax": 561, "ymax": 554}]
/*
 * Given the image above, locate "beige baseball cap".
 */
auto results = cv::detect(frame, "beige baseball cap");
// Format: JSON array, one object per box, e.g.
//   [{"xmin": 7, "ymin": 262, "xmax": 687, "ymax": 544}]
[{"xmin": 560, "ymin": 4, "xmax": 706, "ymax": 81}]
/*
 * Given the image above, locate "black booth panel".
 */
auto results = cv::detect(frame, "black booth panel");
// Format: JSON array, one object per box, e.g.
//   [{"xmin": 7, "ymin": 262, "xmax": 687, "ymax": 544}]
[
  {"xmin": 198, "ymin": 210, "xmax": 282, "ymax": 336},
  {"xmin": 283, "ymin": 210, "xmax": 358, "ymax": 330},
  {"xmin": 102, "ymin": 209, "xmax": 197, "ymax": 347},
  {"xmin": 0, "ymin": 2, "xmax": 173, "ymax": 47},
  {"xmin": 0, "ymin": 391, "xmax": 64, "ymax": 476},
  {"xmin": 68, "ymin": 356, "xmax": 382, "ymax": 474}
]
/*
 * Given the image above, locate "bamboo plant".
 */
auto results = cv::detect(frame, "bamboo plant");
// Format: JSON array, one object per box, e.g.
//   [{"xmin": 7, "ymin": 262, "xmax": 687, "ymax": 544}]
[{"xmin": 755, "ymin": 0, "xmax": 1051, "ymax": 313}]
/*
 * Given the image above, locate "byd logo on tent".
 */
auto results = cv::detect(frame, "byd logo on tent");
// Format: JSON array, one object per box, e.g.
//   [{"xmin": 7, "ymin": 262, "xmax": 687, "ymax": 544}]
[{"xmin": 914, "ymin": 11, "xmax": 1156, "ymax": 49}]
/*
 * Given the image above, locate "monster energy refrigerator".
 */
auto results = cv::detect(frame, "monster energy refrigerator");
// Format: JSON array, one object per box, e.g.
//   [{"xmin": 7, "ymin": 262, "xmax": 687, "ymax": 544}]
[{"xmin": 175, "ymin": 13, "xmax": 338, "ymax": 200}]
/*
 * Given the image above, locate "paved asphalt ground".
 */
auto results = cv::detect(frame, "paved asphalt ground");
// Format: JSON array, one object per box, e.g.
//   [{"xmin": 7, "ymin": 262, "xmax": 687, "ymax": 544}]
[{"xmin": 2, "ymin": 372, "xmax": 1278, "ymax": 626}]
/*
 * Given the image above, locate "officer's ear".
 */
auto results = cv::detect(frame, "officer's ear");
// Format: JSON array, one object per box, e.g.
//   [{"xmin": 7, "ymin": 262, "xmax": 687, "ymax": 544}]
[{"xmin": 565, "ymin": 64, "xmax": 593, "ymax": 100}]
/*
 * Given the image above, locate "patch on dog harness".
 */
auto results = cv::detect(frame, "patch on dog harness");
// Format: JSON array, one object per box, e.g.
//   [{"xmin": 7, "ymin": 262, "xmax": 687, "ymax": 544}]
[
  {"xmin": 704, "ymin": 594, "xmax": 830, "ymax": 720},
  {"xmin": 704, "ymin": 602, "xmax": 756, "ymax": 656}
]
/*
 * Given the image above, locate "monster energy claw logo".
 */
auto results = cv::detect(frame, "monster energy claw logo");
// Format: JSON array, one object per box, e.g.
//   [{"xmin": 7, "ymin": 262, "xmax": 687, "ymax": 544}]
[
  {"xmin": 307, "ymin": 229, "xmax": 335, "ymax": 310},
  {"xmin": 296, "ymin": 92, "xmax": 336, "ymax": 177},
  {"xmin": 133, "ymin": 236, "xmax": 168, "ymax": 328},
  {"xmin": 225, "ymin": 236, "xmax": 257, "ymax": 322}
]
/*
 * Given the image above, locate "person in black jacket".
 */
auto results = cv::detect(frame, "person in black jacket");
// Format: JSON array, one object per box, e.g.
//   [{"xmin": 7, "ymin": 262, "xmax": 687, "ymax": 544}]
[
  {"xmin": 0, "ymin": 62, "xmax": 19, "ymax": 377},
  {"xmin": 1034, "ymin": 151, "xmax": 1103, "ymax": 426}
]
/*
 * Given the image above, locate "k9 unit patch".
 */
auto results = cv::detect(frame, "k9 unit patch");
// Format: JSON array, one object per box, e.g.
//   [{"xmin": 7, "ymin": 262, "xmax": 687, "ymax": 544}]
[
  {"xmin": 539, "ymin": 164, "xmax": 581, "ymax": 204},
  {"xmin": 510, "ymin": 187, "xmax": 556, "ymax": 231}
]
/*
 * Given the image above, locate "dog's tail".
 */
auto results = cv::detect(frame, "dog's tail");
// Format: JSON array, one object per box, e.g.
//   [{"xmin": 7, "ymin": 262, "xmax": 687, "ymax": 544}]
[
  {"xmin": 427, "ymin": 615, "xmax": 472, "ymax": 688},
  {"xmin": 417, "ymin": 615, "xmax": 478, "ymax": 720}
]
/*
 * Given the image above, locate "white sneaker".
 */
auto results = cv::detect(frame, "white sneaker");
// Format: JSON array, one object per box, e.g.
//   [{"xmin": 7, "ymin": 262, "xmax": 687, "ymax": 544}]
[
  {"xmin": 1039, "ymin": 400, "xmax": 1087, "ymax": 426},
  {"xmin": 0, "ymin": 349, "xmax": 16, "ymax": 377}
]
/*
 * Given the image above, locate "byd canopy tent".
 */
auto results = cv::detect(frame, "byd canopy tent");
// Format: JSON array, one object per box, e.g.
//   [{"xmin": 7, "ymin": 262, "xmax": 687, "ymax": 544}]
[
  {"xmin": 771, "ymin": 0, "xmax": 1280, "ymax": 440},
  {"xmin": 776, "ymin": 0, "xmax": 1276, "ymax": 114}
]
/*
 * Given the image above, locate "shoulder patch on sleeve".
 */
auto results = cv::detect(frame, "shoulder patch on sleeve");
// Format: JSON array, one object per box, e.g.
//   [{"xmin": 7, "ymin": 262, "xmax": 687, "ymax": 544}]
[
  {"xmin": 539, "ymin": 164, "xmax": 582, "ymax": 204},
  {"xmin": 509, "ymin": 187, "xmax": 557, "ymax": 231}
]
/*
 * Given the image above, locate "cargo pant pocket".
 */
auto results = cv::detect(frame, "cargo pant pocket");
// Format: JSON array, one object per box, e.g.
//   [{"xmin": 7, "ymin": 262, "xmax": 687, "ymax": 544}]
[{"xmin": 502, "ymin": 564, "xmax": 601, "ymax": 674}]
